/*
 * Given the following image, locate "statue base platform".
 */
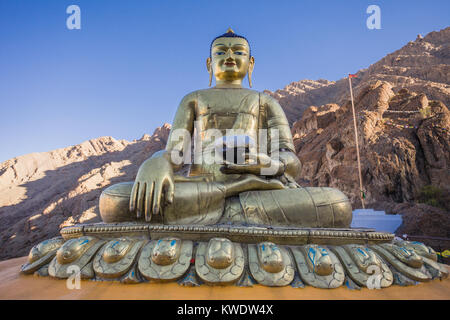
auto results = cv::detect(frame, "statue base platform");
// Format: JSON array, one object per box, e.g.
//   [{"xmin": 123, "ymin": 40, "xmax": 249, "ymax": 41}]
[{"xmin": 19, "ymin": 222, "xmax": 449, "ymax": 289}]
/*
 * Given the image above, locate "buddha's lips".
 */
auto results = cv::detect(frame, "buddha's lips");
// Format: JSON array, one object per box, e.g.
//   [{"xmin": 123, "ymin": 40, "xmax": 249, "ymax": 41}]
[{"xmin": 225, "ymin": 62, "xmax": 236, "ymax": 66}]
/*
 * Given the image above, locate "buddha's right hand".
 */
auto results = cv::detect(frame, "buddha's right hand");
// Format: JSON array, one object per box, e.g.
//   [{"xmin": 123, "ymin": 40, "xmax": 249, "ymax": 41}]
[{"xmin": 129, "ymin": 151, "xmax": 175, "ymax": 221}]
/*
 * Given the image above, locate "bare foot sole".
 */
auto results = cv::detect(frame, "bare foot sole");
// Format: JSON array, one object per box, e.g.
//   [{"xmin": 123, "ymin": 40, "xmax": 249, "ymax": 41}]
[{"xmin": 225, "ymin": 174, "xmax": 285, "ymax": 197}]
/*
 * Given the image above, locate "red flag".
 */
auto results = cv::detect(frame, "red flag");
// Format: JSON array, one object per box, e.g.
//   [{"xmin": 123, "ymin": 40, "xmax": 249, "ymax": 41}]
[{"xmin": 349, "ymin": 73, "xmax": 357, "ymax": 78}]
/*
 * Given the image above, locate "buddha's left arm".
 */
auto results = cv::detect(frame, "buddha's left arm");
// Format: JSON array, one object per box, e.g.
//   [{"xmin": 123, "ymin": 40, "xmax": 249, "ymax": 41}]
[{"xmin": 263, "ymin": 94, "xmax": 302, "ymax": 180}]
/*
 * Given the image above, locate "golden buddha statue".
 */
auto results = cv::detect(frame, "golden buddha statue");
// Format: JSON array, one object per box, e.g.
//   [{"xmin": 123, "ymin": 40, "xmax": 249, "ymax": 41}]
[
  {"xmin": 99, "ymin": 28, "xmax": 352, "ymax": 228},
  {"xmin": 21, "ymin": 29, "xmax": 448, "ymax": 289}
]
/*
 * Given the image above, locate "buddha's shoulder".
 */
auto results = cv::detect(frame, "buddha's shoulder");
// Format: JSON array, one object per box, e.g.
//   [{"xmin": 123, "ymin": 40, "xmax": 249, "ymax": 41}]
[
  {"xmin": 180, "ymin": 88, "xmax": 262, "ymax": 100},
  {"xmin": 259, "ymin": 91, "xmax": 281, "ymax": 105}
]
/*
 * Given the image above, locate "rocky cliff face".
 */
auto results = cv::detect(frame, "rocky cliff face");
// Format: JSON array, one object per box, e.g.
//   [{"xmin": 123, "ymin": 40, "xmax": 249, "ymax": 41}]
[
  {"xmin": 0, "ymin": 125, "xmax": 170, "ymax": 260},
  {"xmin": 1, "ymin": 28, "xmax": 449, "ymax": 261},
  {"xmin": 292, "ymin": 81, "xmax": 449, "ymax": 212},
  {"xmin": 279, "ymin": 27, "xmax": 450, "ymax": 241}
]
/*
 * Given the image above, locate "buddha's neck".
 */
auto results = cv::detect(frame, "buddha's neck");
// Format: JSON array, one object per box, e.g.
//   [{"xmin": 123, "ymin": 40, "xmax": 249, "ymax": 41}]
[{"xmin": 214, "ymin": 79, "xmax": 244, "ymax": 89}]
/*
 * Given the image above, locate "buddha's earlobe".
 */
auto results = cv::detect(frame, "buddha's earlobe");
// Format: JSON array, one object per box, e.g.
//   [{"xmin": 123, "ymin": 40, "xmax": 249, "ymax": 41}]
[
  {"xmin": 206, "ymin": 57, "xmax": 213, "ymax": 87},
  {"xmin": 248, "ymin": 56, "xmax": 255, "ymax": 88}
]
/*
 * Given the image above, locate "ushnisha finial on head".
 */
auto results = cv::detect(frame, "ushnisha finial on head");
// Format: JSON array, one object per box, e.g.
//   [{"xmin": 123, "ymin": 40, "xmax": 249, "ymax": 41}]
[{"xmin": 207, "ymin": 28, "xmax": 254, "ymax": 88}]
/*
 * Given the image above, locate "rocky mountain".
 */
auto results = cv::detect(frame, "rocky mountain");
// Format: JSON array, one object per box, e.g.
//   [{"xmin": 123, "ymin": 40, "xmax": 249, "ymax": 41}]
[
  {"xmin": 286, "ymin": 27, "xmax": 450, "ymax": 241},
  {"xmin": 0, "ymin": 125, "xmax": 170, "ymax": 260},
  {"xmin": 266, "ymin": 27, "xmax": 450, "ymax": 124},
  {"xmin": 292, "ymin": 81, "xmax": 449, "ymax": 216},
  {"xmin": 0, "ymin": 28, "xmax": 449, "ymax": 261}
]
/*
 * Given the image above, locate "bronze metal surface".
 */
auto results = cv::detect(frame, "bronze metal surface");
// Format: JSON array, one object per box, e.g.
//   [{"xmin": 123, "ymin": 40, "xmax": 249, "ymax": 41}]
[{"xmin": 60, "ymin": 222, "xmax": 394, "ymax": 245}]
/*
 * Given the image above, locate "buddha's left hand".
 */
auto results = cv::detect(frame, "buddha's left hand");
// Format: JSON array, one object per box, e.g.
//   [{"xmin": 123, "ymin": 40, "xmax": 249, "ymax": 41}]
[{"xmin": 221, "ymin": 153, "xmax": 285, "ymax": 176}]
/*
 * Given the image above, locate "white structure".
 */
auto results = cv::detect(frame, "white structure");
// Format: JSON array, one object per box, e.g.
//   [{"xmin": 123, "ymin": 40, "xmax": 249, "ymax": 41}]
[{"xmin": 351, "ymin": 209, "xmax": 402, "ymax": 233}]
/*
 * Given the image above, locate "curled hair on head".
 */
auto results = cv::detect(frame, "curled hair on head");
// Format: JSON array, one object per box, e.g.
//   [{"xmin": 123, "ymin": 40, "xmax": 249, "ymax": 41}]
[{"xmin": 210, "ymin": 28, "xmax": 251, "ymax": 57}]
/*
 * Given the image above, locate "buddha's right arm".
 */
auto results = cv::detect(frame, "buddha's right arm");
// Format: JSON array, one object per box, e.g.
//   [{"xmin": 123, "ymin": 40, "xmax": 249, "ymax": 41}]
[
  {"xmin": 164, "ymin": 92, "xmax": 196, "ymax": 171},
  {"xmin": 130, "ymin": 93, "xmax": 196, "ymax": 220},
  {"xmin": 140, "ymin": 92, "xmax": 196, "ymax": 169}
]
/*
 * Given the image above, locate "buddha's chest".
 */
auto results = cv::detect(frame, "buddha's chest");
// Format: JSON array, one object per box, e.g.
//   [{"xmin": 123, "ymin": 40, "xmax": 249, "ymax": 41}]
[{"xmin": 195, "ymin": 90, "xmax": 260, "ymax": 132}]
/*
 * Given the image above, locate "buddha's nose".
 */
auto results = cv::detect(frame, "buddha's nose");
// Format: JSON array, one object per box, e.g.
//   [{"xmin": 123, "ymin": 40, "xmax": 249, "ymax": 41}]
[{"xmin": 225, "ymin": 48, "xmax": 233, "ymax": 58}]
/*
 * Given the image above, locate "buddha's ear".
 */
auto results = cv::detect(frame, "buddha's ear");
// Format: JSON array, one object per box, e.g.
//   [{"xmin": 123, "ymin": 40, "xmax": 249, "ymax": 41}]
[
  {"xmin": 248, "ymin": 56, "xmax": 255, "ymax": 88},
  {"xmin": 206, "ymin": 57, "xmax": 212, "ymax": 87}
]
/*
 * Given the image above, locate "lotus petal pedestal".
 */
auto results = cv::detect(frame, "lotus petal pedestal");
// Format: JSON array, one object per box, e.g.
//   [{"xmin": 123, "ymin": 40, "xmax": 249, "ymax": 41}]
[{"xmin": 21, "ymin": 222, "xmax": 448, "ymax": 289}]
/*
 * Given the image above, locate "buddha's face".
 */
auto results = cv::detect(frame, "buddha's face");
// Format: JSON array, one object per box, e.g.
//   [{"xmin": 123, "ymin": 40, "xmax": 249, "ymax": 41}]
[{"xmin": 207, "ymin": 37, "xmax": 254, "ymax": 83}]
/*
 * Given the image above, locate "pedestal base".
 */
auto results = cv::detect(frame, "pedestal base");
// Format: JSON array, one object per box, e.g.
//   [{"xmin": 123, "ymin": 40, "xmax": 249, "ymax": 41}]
[{"xmin": 19, "ymin": 222, "xmax": 448, "ymax": 289}]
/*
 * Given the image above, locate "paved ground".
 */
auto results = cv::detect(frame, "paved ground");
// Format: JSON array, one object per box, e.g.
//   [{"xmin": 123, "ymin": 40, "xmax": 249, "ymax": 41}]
[{"xmin": 1, "ymin": 257, "xmax": 449, "ymax": 300}]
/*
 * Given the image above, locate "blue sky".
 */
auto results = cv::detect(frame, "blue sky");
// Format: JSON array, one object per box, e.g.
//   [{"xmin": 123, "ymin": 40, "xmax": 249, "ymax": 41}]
[{"xmin": 0, "ymin": 0, "xmax": 449, "ymax": 162}]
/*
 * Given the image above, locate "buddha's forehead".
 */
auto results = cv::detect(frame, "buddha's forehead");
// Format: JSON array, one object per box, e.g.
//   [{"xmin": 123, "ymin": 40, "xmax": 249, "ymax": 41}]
[{"xmin": 212, "ymin": 37, "xmax": 249, "ymax": 50}]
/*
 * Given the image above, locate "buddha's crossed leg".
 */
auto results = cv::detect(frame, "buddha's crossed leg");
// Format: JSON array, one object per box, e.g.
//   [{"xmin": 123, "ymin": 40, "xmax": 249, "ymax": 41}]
[{"xmin": 99, "ymin": 175, "xmax": 352, "ymax": 228}]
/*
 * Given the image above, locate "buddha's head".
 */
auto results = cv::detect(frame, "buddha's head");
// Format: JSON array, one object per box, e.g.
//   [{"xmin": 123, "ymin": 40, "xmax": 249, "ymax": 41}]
[{"xmin": 207, "ymin": 28, "xmax": 255, "ymax": 88}]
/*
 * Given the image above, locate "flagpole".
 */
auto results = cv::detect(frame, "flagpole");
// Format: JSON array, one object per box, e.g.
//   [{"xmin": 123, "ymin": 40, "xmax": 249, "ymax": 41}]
[{"xmin": 348, "ymin": 75, "xmax": 365, "ymax": 209}]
